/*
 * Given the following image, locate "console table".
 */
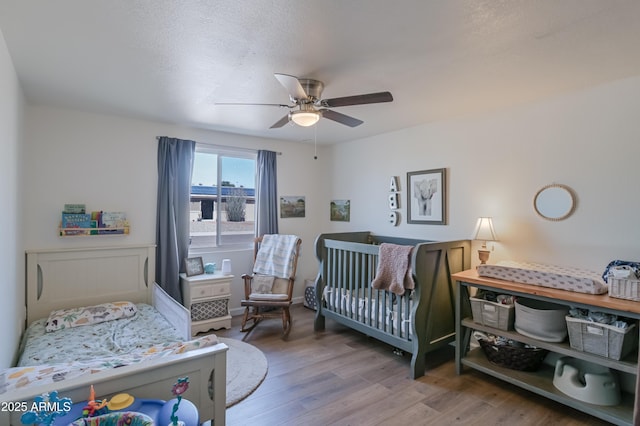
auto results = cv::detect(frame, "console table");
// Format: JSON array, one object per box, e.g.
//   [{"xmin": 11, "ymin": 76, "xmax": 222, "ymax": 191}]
[{"xmin": 453, "ymin": 269, "xmax": 640, "ymax": 426}]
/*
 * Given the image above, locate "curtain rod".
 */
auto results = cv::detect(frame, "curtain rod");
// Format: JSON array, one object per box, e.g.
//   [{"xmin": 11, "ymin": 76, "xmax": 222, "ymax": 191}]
[{"xmin": 155, "ymin": 136, "xmax": 281, "ymax": 155}]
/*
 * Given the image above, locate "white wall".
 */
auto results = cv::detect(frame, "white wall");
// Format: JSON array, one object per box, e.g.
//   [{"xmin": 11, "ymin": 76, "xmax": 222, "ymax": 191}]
[
  {"xmin": 19, "ymin": 73, "xmax": 640, "ymax": 342},
  {"xmin": 323, "ymin": 76, "xmax": 640, "ymax": 271},
  {"xmin": 0, "ymin": 28, "xmax": 24, "ymax": 367},
  {"xmin": 23, "ymin": 106, "xmax": 325, "ymax": 314}
]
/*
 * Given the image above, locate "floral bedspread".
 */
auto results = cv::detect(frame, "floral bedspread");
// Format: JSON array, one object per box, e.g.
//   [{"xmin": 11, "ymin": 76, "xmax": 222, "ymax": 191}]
[
  {"xmin": 1, "ymin": 334, "xmax": 219, "ymax": 395},
  {"xmin": 0, "ymin": 303, "xmax": 220, "ymax": 396},
  {"xmin": 18, "ymin": 304, "xmax": 183, "ymax": 366}
]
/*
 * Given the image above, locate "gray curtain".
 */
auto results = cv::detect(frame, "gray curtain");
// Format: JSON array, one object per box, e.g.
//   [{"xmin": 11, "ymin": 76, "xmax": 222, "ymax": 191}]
[
  {"xmin": 156, "ymin": 137, "xmax": 195, "ymax": 304},
  {"xmin": 255, "ymin": 150, "xmax": 279, "ymax": 237}
]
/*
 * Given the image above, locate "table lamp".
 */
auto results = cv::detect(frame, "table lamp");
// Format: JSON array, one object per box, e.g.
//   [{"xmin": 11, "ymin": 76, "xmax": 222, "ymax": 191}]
[
  {"xmin": 473, "ymin": 217, "xmax": 497, "ymax": 264},
  {"xmin": 221, "ymin": 259, "xmax": 232, "ymax": 275}
]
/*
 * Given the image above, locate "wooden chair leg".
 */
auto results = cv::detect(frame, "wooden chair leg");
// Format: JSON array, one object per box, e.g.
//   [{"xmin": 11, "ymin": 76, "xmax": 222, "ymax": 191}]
[
  {"xmin": 241, "ymin": 306, "xmax": 260, "ymax": 332},
  {"xmin": 241, "ymin": 306, "xmax": 250, "ymax": 332},
  {"xmin": 282, "ymin": 307, "xmax": 292, "ymax": 335}
]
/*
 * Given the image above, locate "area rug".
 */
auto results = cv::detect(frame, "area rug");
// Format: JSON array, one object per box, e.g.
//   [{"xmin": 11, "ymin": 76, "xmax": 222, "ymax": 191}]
[{"xmin": 219, "ymin": 337, "xmax": 268, "ymax": 407}]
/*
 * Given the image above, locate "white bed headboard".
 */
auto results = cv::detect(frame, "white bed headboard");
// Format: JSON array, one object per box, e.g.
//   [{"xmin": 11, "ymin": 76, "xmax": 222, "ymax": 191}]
[{"xmin": 25, "ymin": 245, "xmax": 156, "ymax": 325}]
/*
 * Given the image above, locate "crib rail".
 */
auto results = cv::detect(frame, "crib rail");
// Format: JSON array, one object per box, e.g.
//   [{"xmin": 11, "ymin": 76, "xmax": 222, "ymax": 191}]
[{"xmin": 322, "ymin": 239, "xmax": 414, "ymax": 341}]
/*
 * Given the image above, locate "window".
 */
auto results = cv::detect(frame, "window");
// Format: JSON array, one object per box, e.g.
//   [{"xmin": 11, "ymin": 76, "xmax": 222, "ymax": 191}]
[{"xmin": 189, "ymin": 145, "xmax": 257, "ymax": 250}]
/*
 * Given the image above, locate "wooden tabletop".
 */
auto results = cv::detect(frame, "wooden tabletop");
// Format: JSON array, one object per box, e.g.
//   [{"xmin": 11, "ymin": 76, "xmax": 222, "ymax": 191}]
[{"xmin": 452, "ymin": 269, "xmax": 640, "ymax": 316}]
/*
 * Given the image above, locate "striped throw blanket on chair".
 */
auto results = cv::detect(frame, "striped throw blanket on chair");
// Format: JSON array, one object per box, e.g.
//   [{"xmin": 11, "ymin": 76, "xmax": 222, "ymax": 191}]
[{"xmin": 253, "ymin": 234, "xmax": 299, "ymax": 278}]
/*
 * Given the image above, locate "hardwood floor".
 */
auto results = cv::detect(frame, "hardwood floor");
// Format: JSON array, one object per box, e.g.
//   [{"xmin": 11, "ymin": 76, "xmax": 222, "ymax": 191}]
[{"xmin": 216, "ymin": 305, "xmax": 612, "ymax": 425}]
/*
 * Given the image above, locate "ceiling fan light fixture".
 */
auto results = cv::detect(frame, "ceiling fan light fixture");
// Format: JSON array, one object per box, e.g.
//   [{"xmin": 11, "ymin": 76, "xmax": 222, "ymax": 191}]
[{"xmin": 290, "ymin": 110, "xmax": 320, "ymax": 127}]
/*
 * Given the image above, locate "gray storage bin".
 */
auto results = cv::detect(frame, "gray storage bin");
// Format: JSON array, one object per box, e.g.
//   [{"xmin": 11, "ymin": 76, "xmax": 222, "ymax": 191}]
[
  {"xmin": 515, "ymin": 298, "xmax": 569, "ymax": 342},
  {"xmin": 566, "ymin": 316, "xmax": 637, "ymax": 360},
  {"xmin": 470, "ymin": 297, "xmax": 514, "ymax": 330}
]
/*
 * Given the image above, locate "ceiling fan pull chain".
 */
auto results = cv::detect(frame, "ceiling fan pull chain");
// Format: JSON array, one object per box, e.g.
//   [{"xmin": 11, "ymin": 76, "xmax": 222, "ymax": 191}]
[{"xmin": 314, "ymin": 124, "xmax": 318, "ymax": 160}]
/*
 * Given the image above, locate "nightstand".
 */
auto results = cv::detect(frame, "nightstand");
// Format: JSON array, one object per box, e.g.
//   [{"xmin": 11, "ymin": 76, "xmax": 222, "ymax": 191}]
[{"xmin": 180, "ymin": 273, "xmax": 233, "ymax": 335}]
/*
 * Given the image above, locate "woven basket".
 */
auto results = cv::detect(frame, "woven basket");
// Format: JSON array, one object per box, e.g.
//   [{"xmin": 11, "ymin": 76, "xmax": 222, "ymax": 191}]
[
  {"xmin": 478, "ymin": 339, "xmax": 548, "ymax": 371},
  {"xmin": 608, "ymin": 277, "xmax": 640, "ymax": 301}
]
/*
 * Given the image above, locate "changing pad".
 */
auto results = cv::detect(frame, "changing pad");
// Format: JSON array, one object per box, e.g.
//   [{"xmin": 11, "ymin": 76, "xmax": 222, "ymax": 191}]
[{"xmin": 477, "ymin": 261, "xmax": 608, "ymax": 294}]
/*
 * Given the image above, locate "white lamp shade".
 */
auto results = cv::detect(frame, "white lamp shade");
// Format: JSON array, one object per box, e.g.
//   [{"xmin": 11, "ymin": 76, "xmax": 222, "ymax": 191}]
[
  {"xmin": 290, "ymin": 111, "xmax": 320, "ymax": 127},
  {"xmin": 473, "ymin": 217, "xmax": 497, "ymax": 241}
]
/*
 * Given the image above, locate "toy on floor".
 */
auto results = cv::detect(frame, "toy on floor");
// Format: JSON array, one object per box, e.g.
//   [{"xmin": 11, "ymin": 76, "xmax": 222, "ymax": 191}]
[
  {"xmin": 28, "ymin": 381, "xmax": 199, "ymax": 426},
  {"xmin": 82, "ymin": 385, "xmax": 109, "ymax": 417},
  {"xmin": 68, "ymin": 411, "xmax": 154, "ymax": 425},
  {"xmin": 169, "ymin": 377, "xmax": 190, "ymax": 426}
]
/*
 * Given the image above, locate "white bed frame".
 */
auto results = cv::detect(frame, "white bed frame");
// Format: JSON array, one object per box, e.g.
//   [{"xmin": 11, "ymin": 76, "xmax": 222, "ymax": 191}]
[{"xmin": 1, "ymin": 245, "xmax": 227, "ymax": 426}]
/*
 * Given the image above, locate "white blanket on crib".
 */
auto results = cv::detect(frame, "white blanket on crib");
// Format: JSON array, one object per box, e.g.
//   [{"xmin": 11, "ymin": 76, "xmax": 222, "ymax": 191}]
[{"xmin": 253, "ymin": 234, "xmax": 299, "ymax": 278}]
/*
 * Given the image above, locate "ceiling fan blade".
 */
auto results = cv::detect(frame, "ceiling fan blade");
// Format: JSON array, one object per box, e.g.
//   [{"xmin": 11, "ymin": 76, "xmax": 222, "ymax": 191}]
[
  {"xmin": 270, "ymin": 114, "xmax": 290, "ymax": 129},
  {"xmin": 274, "ymin": 73, "xmax": 308, "ymax": 100},
  {"xmin": 215, "ymin": 102, "xmax": 292, "ymax": 108},
  {"xmin": 321, "ymin": 109, "xmax": 363, "ymax": 127},
  {"xmin": 321, "ymin": 91, "xmax": 393, "ymax": 108}
]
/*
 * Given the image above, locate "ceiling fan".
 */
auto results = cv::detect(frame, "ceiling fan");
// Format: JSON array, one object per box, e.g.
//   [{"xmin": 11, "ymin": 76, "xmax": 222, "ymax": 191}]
[{"xmin": 216, "ymin": 73, "xmax": 393, "ymax": 128}]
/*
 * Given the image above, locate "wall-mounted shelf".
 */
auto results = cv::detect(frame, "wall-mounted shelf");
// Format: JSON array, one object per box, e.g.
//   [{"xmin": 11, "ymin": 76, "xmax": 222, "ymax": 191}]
[
  {"xmin": 59, "ymin": 226, "xmax": 130, "ymax": 236},
  {"xmin": 59, "ymin": 208, "xmax": 129, "ymax": 236}
]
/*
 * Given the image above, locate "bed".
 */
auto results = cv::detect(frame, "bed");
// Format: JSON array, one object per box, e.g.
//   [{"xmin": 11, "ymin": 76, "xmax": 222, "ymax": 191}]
[
  {"xmin": 0, "ymin": 245, "xmax": 228, "ymax": 426},
  {"xmin": 313, "ymin": 232, "xmax": 470, "ymax": 379}
]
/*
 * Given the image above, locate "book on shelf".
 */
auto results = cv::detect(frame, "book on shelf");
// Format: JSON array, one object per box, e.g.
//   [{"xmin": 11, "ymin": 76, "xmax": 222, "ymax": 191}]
[
  {"xmin": 63, "ymin": 204, "xmax": 86, "ymax": 214},
  {"xmin": 61, "ymin": 213, "xmax": 91, "ymax": 229},
  {"xmin": 99, "ymin": 211, "xmax": 127, "ymax": 234}
]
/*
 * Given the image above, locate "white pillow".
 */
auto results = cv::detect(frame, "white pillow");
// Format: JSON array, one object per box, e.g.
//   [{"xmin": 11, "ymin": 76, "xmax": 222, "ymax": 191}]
[{"xmin": 45, "ymin": 301, "xmax": 138, "ymax": 332}]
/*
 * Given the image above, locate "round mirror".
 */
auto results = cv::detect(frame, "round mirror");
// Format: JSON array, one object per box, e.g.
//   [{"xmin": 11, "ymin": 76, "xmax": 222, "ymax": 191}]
[{"xmin": 534, "ymin": 184, "xmax": 575, "ymax": 221}]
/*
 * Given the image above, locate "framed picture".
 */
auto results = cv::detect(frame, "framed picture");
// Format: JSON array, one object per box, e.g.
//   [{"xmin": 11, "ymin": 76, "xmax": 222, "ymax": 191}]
[
  {"xmin": 280, "ymin": 196, "xmax": 306, "ymax": 218},
  {"xmin": 184, "ymin": 256, "xmax": 204, "ymax": 276},
  {"xmin": 407, "ymin": 168, "xmax": 446, "ymax": 225},
  {"xmin": 330, "ymin": 199, "xmax": 350, "ymax": 222}
]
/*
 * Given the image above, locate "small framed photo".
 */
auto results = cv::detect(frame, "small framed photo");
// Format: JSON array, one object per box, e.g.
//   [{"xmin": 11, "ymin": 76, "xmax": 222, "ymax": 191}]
[
  {"xmin": 407, "ymin": 168, "xmax": 447, "ymax": 225},
  {"xmin": 330, "ymin": 199, "xmax": 350, "ymax": 222},
  {"xmin": 280, "ymin": 196, "xmax": 306, "ymax": 218},
  {"xmin": 184, "ymin": 256, "xmax": 204, "ymax": 276}
]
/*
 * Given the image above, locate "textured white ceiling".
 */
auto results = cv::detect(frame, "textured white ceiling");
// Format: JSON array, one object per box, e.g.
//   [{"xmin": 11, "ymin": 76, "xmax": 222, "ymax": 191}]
[{"xmin": 1, "ymin": 0, "xmax": 639, "ymax": 144}]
